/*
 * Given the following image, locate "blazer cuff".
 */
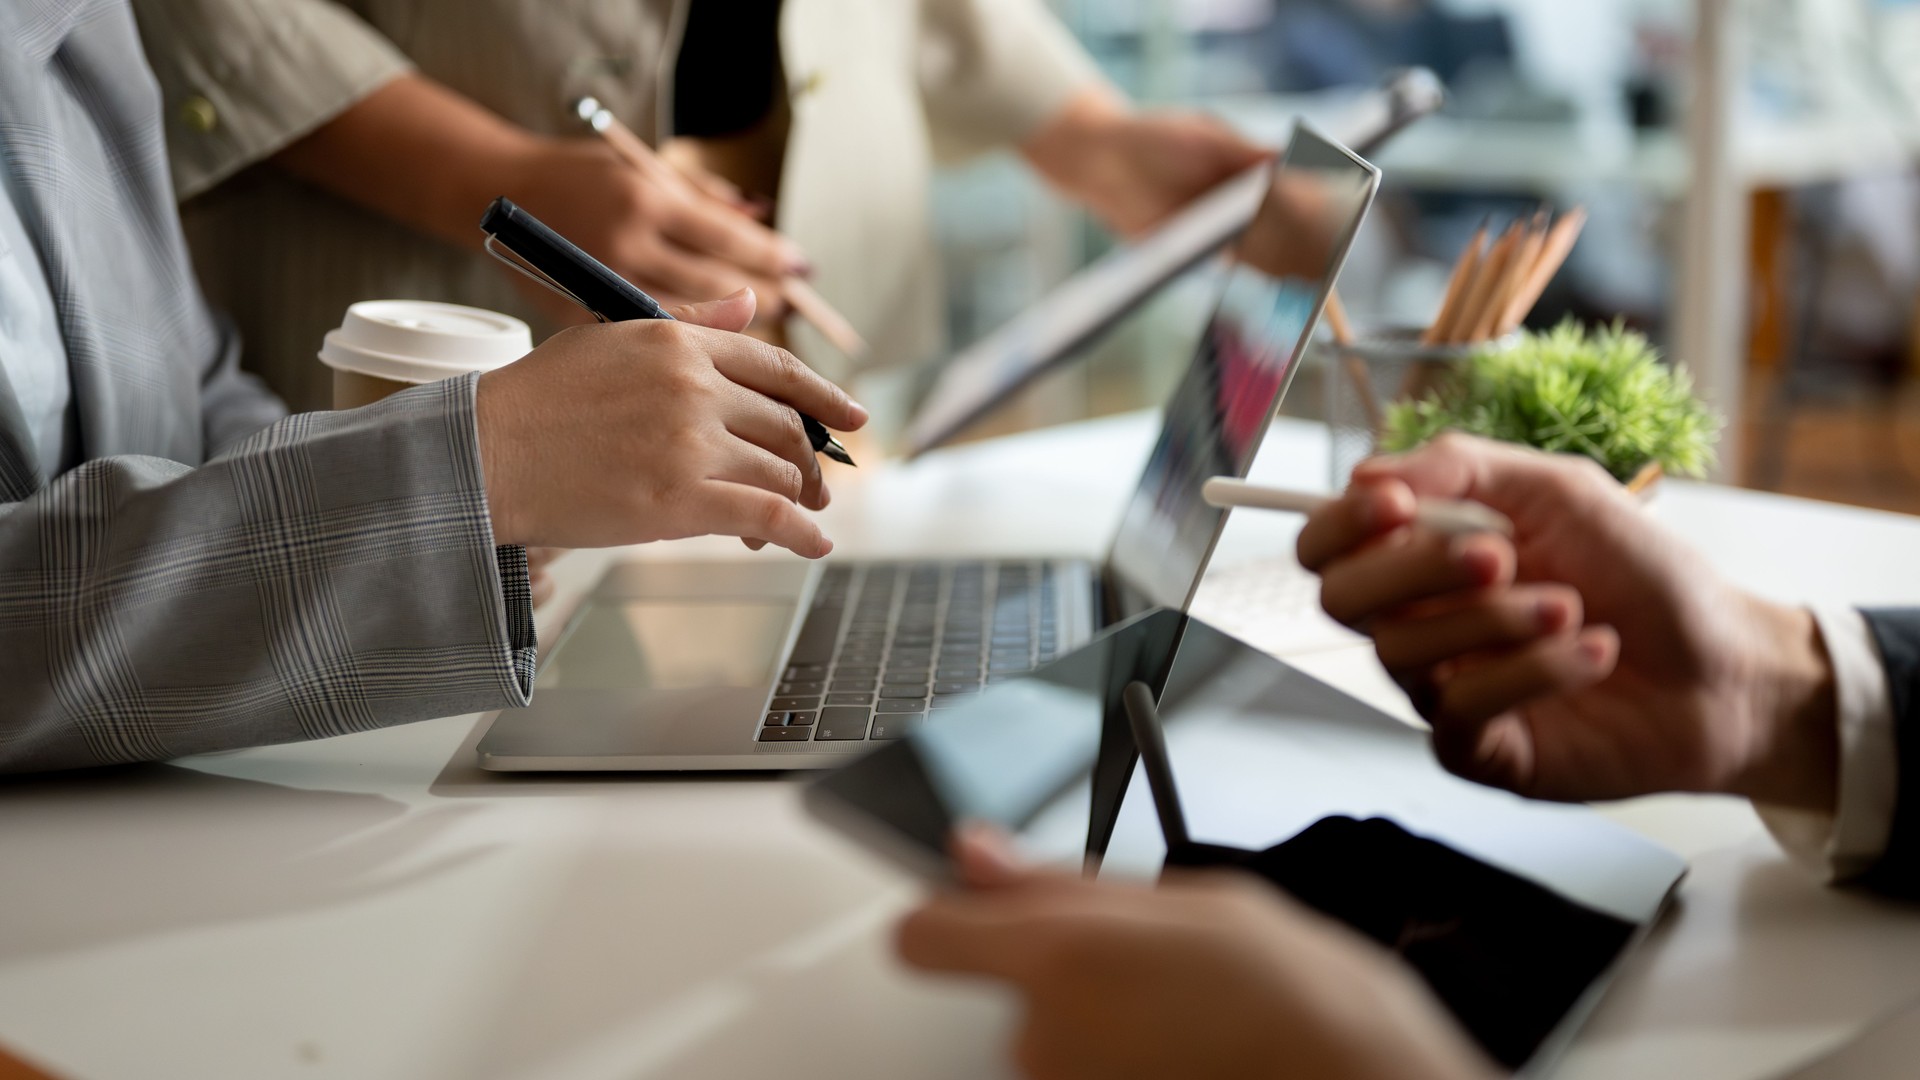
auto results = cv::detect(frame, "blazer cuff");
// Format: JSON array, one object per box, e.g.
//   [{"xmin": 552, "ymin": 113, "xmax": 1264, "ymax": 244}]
[
  {"xmin": 137, "ymin": 0, "xmax": 413, "ymax": 199},
  {"xmin": 493, "ymin": 543, "xmax": 538, "ymax": 699},
  {"xmin": 1857, "ymin": 609, "xmax": 1920, "ymax": 896},
  {"xmin": 214, "ymin": 371, "xmax": 538, "ymax": 715},
  {"xmin": 1755, "ymin": 606, "xmax": 1897, "ymax": 882}
]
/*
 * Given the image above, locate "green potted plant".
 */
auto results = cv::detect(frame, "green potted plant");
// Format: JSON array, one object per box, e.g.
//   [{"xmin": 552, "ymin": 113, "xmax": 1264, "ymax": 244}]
[{"xmin": 1381, "ymin": 321, "xmax": 1721, "ymax": 492}]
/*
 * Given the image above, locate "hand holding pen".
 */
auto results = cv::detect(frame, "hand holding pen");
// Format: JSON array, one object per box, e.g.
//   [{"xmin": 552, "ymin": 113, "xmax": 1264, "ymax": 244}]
[
  {"xmin": 497, "ymin": 122, "xmax": 808, "ymax": 331},
  {"xmin": 473, "ymin": 289, "xmax": 868, "ymax": 559},
  {"xmin": 573, "ymin": 98, "xmax": 868, "ymax": 359},
  {"xmin": 481, "ymin": 196, "xmax": 856, "ymax": 465}
]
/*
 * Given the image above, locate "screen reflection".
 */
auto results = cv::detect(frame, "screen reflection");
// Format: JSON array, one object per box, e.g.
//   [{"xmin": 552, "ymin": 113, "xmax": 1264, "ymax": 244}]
[{"xmin": 1105, "ymin": 127, "xmax": 1379, "ymax": 618}]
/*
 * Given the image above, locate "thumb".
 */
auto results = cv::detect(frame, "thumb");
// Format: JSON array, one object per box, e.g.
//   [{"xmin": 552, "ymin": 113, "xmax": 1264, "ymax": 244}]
[
  {"xmin": 667, "ymin": 287, "xmax": 757, "ymax": 333},
  {"xmin": 1352, "ymin": 433, "xmax": 1567, "ymax": 511}
]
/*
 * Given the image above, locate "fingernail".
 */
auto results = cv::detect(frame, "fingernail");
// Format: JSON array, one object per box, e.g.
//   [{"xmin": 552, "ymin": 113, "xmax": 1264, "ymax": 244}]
[
  {"xmin": 1454, "ymin": 537, "xmax": 1499, "ymax": 580},
  {"xmin": 1536, "ymin": 596, "xmax": 1569, "ymax": 632},
  {"xmin": 847, "ymin": 399, "xmax": 870, "ymax": 425},
  {"xmin": 1579, "ymin": 632, "xmax": 1613, "ymax": 666}
]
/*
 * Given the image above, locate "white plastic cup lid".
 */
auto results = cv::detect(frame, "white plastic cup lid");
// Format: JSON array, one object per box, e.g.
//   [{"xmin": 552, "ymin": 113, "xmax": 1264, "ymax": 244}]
[{"xmin": 319, "ymin": 300, "xmax": 533, "ymax": 384}]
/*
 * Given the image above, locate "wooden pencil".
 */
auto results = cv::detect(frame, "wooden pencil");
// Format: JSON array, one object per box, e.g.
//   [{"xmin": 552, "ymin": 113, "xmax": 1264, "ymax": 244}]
[
  {"xmin": 1498, "ymin": 207, "xmax": 1588, "ymax": 337},
  {"xmin": 1322, "ymin": 289, "xmax": 1384, "ymax": 433},
  {"xmin": 1422, "ymin": 221, "xmax": 1489, "ymax": 346},
  {"xmin": 1473, "ymin": 211, "xmax": 1548, "ymax": 341},
  {"xmin": 1323, "ymin": 289, "xmax": 1356, "ymax": 346},
  {"xmin": 1449, "ymin": 221, "xmax": 1521, "ymax": 345}
]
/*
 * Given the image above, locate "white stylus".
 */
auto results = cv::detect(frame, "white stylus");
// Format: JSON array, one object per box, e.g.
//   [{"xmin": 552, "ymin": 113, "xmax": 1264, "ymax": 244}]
[{"xmin": 1202, "ymin": 477, "xmax": 1514, "ymax": 538}]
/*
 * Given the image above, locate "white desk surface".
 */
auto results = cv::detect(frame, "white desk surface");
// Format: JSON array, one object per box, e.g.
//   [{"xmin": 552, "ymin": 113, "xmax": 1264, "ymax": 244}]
[{"xmin": 5, "ymin": 413, "xmax": 1920, "ymax": 1080}]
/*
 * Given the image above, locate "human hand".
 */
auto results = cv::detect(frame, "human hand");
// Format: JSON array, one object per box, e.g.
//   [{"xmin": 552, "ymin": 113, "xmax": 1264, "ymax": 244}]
[
  {"xmin": 504, "ymin": 137, "xmax": 805, "ymax": 319},
  {"xmin": 1297, "ymin": 434, "xmax": 1838, "ymax": 809},
  {"xmin": 269, "ymin": 74, "xmax": 801, "ymax": 321},
  {"xmin": 1023, "ymin": 89, "xmax": 1270, "ymax": 239},
  {"xmin": 475, "ymin": 289, "xmax": 866, "ymax": 557},
  {"xmin": 897, "ymin": 829, "xmax": 1493, "ymax": 1080}
]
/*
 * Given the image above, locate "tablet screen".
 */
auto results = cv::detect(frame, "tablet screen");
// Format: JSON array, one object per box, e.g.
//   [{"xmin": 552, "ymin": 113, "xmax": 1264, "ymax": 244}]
[{"xmin": 1104, "ymin": 127, "xmax": 1379, "ymax": 618}]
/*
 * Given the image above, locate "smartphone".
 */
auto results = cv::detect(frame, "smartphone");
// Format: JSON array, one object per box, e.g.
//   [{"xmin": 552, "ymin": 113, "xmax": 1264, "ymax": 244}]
[{"xmin": 801, "ymin": 608, "xmax": 1192, "ymax": 880}]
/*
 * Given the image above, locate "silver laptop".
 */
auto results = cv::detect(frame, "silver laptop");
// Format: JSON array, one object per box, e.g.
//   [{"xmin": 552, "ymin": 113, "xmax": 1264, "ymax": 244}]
[{"xmin": 475, "ymin": 124, "xmax": 1381, "ymax": 771}]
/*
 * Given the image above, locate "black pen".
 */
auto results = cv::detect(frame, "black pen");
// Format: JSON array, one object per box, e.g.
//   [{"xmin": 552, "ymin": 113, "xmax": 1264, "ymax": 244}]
[{"xmin": 478, "ymin": 196, "xmax": 856, "ymax": 466}]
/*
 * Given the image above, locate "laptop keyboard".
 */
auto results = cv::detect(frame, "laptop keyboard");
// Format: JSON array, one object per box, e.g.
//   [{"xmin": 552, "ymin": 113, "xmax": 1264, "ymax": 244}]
[{"xmin": 759, "ymin": 561, "xmax": 1065, "ymax": 745}]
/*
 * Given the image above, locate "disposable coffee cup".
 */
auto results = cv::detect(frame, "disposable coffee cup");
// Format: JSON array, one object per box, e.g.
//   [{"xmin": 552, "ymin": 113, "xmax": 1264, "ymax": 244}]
[{"xmin": 320, "ymin": 300, "xmax": 534, "ymax": 409}]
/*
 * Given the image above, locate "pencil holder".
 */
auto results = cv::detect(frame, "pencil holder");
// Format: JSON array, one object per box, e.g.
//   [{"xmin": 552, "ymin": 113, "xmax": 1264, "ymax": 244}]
[{"xmin": 1323, "ymin": 328, "xmax": 1516, "ymax": 490}]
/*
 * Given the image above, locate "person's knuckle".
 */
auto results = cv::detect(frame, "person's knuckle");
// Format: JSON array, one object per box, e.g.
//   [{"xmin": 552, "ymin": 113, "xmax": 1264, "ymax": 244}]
[
  {"xmin": 776, "ymin": 460, "xmax": 805, "ymax": 500},
  {"xmin": 757, "ymin": 494, "xmax": 792, "ymax": 535},
  {"xmin": 772, "ymin": 403, "xmax": 806, "ymax": 446},
  {"xmin": 763, "ymin": 344, "xmax": 814, "ymax": 390},
  {"xmin": 660, "ymin": 365, "xmax": 710, "ymax": 405},
  {"xmin": 652, "ymin": 318, "xmax": 702, "ymax": 350}
]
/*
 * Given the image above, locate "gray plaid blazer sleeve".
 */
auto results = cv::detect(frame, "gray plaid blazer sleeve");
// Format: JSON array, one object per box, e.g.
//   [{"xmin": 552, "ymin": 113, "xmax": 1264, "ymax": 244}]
[
  {"xmin": 0, "ymin": 3, "xmax": 536, "ymax": 773},
  {"xmin": 0, "ymin": 373, "xmax": 536, "ymax": 773}
]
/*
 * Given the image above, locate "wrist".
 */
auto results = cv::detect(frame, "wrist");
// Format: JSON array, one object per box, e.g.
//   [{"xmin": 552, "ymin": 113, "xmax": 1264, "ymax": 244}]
[
  {"xmin": 1732, "ymin": 596, "xmax": 1840, "ymax": 812},
  {"xmin": 474, "ymin": 369, "xmax": 528, "ymax": 547},
  {"xmin": 1021, "ymin": 85, "xmax": 1132, "ymax": 203},
  {"xmin": 450, "ymin": 130, "xmax": 549, "ymax": 244}
]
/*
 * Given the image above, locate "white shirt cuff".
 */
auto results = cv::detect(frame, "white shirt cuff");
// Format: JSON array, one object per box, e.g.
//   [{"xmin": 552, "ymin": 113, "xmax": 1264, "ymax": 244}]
[{"xmin": 1756, "ymin": 607, "xmax": 1898, "ymax": 882}]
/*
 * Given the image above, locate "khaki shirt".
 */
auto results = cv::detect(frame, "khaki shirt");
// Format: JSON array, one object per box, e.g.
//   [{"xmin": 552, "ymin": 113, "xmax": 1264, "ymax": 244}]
[{"xmin": 131, "ymin": 0, "xmax": 1101, "ymax": 410}]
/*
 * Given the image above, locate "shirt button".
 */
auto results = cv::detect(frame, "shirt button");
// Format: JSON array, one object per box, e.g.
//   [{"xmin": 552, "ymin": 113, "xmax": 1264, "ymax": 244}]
[
  {"xmin": 792, "ymin": 70, "xmax": 827, "ymax": 101},
  {"xmin": 181, "ymin": 95, "xmax": 219, "ymax": 134}
]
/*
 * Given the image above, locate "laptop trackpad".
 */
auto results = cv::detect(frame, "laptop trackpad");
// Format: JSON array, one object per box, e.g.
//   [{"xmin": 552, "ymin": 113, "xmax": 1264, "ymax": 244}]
[
  {"xmin": 476, "ymin": 561, "xmax": 811, "ymax": 767},
  {"xmin": 539, "ymin": 600, "xmax": 795, "ymax": 691}
]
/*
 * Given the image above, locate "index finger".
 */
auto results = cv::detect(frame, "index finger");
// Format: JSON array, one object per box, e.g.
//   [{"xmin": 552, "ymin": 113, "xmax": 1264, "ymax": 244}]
[
  {"xmin": 1352, "ymin": 433, "xmax": 1609, "ymax": 515},
  {"xmin": 662, "ymin": 191, "xmax": 803, "ymax": 279},
  {"xmin": 1296, "ymin": 478, "xmax": 1415, "ymax": 573},
  {"xmin": 705, "ymin": 332, "xmax": 869, "ymax": 434}
]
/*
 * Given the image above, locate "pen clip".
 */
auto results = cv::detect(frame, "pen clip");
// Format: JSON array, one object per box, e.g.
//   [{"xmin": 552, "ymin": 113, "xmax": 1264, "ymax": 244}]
[{"xmin": 483, "ymin": 234, "xmax": 605, "ymax": 322}]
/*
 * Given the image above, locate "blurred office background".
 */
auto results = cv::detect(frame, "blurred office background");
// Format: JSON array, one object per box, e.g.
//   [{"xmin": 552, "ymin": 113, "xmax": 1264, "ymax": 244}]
[{"xmin": 931, "ymin": 0, "xmax": 1920, "ymax": 512}]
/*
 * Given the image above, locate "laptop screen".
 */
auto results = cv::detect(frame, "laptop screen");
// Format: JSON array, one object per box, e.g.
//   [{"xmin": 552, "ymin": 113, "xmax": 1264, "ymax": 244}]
[{"xmin": 1104, "ymin": 125, "xmax": 1379, "ymax": 620}]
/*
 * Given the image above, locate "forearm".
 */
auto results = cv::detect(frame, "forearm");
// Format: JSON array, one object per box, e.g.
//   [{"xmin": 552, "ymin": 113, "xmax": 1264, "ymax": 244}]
[
  {"xmin": 271, "ymin": 72, "xmax": 541, "ymax": 252},
  {"xmin": 0, "ymin": 377, "xmax": 533, "ymax": 773},
  {"xmin": 1019, "ymin": 86, "xmax": 1135, "ymax": 207}
]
